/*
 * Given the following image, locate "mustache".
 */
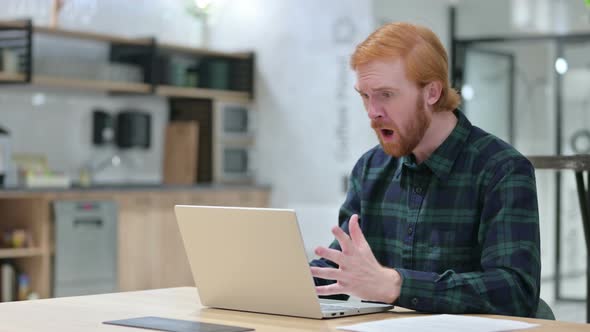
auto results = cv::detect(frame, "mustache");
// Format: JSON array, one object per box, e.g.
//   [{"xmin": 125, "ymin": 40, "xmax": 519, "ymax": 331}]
[{"xmin": 371, "ymin": 120, "xmax": 396, "ymax": 130}]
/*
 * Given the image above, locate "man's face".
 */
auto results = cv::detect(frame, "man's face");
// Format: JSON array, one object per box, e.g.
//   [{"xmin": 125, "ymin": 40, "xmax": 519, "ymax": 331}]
[{"xmin": 355, "ymin": 59, "xmax": 431, "ymax": 157}]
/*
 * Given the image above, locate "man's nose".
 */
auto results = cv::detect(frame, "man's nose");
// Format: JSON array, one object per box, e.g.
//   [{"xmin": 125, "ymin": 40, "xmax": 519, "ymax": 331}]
[{"xmin": 367, "ymin": 100, "xmax": 383, "ymax": 120}]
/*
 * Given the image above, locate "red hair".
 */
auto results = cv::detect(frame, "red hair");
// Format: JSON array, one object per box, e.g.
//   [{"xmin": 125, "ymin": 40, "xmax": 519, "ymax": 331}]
[{"xmin": 350, "ymin": 22, "xmax": 460, "ymax": 111}]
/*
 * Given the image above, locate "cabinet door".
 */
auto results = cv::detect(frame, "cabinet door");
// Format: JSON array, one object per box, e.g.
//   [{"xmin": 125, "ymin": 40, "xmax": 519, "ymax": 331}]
[
  {"xmin": 117, "ymin": 189, "xmax": 270, "ymax": 291},
  {"xmin": 118, "ymin": 194, "xmax": 162, "ymax": 291},
  {"xmin": 158, "ymin": 194, "xmax": 194, "ymax": 287}
]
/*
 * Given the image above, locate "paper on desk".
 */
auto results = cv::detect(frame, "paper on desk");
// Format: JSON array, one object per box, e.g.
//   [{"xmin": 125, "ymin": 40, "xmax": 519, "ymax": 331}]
[{"xmin": 338, "ymin": 314, "xmax": 539, "ymax": 332}]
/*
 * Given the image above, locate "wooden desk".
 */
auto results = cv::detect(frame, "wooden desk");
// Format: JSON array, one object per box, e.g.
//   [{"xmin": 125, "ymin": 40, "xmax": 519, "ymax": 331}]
[{"xmin": 0, "ymin": 287, "xmax": 587, "ymax": 331}]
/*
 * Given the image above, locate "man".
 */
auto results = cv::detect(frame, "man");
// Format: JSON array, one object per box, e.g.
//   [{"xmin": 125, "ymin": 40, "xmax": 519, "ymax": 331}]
[{"xmin": 309, "ymin": 22, "xmax": 553, "ymax": 319}]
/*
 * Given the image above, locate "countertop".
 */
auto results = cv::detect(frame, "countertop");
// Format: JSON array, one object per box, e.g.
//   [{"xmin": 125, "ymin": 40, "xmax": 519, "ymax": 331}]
[
  {"xmin": 0, "ymin": 182, "xmax": 270, "ymax": 192},
  {"xmin": 0, "ymin": 183, "xmax": 271, "ymax": 199}
]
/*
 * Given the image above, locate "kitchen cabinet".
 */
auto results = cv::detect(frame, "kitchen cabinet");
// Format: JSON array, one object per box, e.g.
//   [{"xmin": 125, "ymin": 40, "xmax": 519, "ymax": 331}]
[
  {"xmin": 0, "ymin": 197, "xmax": 51, "ymax": 300},
  {"xmin": 0, "ymin": 186, "xmax": 269, "ymax": 300}
]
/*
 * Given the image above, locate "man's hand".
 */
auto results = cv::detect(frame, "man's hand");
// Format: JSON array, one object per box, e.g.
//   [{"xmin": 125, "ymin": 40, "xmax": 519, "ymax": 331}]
[{"xmin": 310, "ymin": 214, "xmax": 402, "ymax": 303}]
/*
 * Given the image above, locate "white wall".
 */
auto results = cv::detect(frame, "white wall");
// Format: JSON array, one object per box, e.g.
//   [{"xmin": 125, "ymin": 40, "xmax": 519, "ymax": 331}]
[
  {"xmin": 373, "ymin": 0, "xmax": 451, "ymax": 51},
  {"xmin": 207, "ymin": 0, "xmax": 377, "ymax": 257},
  {"xmin": 0, "ymin": 0, "xmax": 206, "ymax": 46},
  {"xmin": 0, "ymin": 88, "xmax": 167, "ymax": 183}
]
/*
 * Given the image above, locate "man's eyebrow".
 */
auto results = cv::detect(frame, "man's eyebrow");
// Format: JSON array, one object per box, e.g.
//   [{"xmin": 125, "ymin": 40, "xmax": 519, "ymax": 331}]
[
  {"xmin": 354, "ymin": 86, "xmax": 399, "ymax": 94},
  {"xmin": 372, "ymin": 86, "xmax": 398, "ymax": 92}
]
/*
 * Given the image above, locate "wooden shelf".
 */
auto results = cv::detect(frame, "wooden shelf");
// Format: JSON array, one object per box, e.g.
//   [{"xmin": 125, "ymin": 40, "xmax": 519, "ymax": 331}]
[
  {"xmin": 158, "ymin": 42, "xmax": 251, "ymax": 59},
  {"xmin": 156, "ymin": 85, "xmax": 251, "ymax": 102},
  {"xmin": 0, "ymin": 248, "xmax": 44, "ymax": 259},
  {"xmin": 0, "ymin": 72, "xmax": 26, "ymax": 82},
  {"xmin": 0, "ymin": 20, "xmax": 254, "ymax": 100},
  {"xmin": 1, "ymin": 20, "xmax": 248, "ymax": 57},
  {"xmin": 0, "ymin": 74, "xmax": 252, "ymax": 99},
  {"xmin": 0, "ymin": 20, "xmax": 28, "ymax": 29},
  {"xmin": 0, "ymin": 21, "xmax": 150, "ymax": 46},
  {"xmin": 34, "ymin": 26, "xmax": 152, "ymax": 46},
  {"xmin": 32, "ymin": 76, "xmax": 151, "ymax": 94},
  {"xmin": 0, "ymin": 73, "xmax": 151, "ymax": 94}
]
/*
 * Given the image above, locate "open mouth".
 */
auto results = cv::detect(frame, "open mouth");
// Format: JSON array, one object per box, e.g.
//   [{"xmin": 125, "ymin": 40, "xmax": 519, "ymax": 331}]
[{"xmin": 381, "ymin": 129, "xmax": 394, "ymax": 139}]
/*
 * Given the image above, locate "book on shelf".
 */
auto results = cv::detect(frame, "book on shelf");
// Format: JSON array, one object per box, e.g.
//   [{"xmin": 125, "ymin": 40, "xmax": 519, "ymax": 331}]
[
  {"xmin": 0, "ymin": 261, "xmax": 16, "ymax": 302},
  {"xmin": 0, "ymin": 261, "xmax": 33, "ymax": 302}
]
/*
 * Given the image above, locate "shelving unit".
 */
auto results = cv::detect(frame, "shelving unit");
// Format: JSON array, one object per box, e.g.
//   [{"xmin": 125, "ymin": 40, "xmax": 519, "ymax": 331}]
[
  {"xmin": 33, "ymin": 76, "xmax": 152, "ymax": 94},
  {"xmin": 0, "ymin": 197, "xmax": 51, "ymax": 301},
  {"xmin": 0, "ymin": 19, "xmax": 254, "ymax": 101},
  {"xmin": 0, "ymin": 248, "xmax": 44, "ymax": 259},
  {"xmin": 0, "ymin": 74, "xmax": 154, "ymax": 94},
  {"xmin": 0, "ymin": 187, "xmax": 269, "ymax": 300},
  {"xmin": 34, "ymin": 26, "xmax": 152, "ymax": 47}
]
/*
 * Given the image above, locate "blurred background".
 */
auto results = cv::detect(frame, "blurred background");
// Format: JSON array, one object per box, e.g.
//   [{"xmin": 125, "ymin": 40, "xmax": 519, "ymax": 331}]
[{"xmin": 0, "ymin": 0, "xmax": 588, "ymax": 323}]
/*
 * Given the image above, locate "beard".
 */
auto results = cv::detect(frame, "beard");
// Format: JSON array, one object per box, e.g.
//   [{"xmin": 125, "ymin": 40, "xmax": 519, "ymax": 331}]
[{"xmin": 372, "ymin": 96, "xmax": 431, "ymax": 157}]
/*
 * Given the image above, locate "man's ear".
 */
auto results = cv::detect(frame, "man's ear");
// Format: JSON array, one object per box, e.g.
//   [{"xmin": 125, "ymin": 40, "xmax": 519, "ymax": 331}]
[{"xmin": 424, "ymin": 81, "xmax": 443, "ymax": 106}]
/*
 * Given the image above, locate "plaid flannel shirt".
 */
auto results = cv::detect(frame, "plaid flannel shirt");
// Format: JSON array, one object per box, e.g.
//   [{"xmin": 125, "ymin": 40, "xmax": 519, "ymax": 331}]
[{"xmin": 310, "ymin": 110, "xmax": 541, "ymax": 318}]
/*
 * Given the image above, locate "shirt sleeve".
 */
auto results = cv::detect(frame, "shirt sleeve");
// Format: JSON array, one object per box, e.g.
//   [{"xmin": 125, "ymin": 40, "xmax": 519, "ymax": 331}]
[{"xmin": 395, "ymin": 157, "xmax": 541, "ymax": 317}]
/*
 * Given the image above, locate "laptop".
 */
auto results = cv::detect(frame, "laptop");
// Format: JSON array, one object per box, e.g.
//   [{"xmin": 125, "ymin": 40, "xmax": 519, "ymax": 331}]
[{"xmin": 174, "ymin": 205, "xmax": 394, "ymax": 319}]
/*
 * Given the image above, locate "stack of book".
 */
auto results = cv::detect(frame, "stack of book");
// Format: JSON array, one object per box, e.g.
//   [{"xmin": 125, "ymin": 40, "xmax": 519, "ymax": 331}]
[{"xmin": 0, "ymin": 261, "xmax": 31, "ymax": 302}]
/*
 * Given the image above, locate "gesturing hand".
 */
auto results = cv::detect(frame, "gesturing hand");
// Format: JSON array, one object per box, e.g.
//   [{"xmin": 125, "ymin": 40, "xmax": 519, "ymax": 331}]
[{"xmin": 310, "ymin": 214, "xmax": 402, "ymax": 303}]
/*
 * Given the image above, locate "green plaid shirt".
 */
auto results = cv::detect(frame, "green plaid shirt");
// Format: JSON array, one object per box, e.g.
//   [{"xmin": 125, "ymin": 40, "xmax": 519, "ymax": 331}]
[{"xmin": 311, "ymin": 110, "xmax": 542, "ymax": 318}]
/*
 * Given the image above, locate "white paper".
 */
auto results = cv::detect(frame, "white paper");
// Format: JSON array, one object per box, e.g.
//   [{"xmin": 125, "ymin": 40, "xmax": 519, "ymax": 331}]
[{"xmin": 338, "ymin": 314, "xmax": 539, "ymax": 332}]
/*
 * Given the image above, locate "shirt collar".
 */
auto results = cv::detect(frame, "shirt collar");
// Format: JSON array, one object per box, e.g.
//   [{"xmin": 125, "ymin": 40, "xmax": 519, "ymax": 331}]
[{"xmin": 422, "ymin": 109, "xmax": 472, "ymax": 181}]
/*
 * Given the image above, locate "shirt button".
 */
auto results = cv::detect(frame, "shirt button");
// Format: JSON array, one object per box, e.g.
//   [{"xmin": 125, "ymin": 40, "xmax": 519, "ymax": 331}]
[
  {"xmin": 412, "ymin": 297, "xmax": 419, "ymax": 306},
  {"xmin": 407, "ymin": 227, "xmax": 413, "ymax": 235},
  {"xmin": 414, "ymin": 187, "xmax": 423, "ymax": 194}
]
